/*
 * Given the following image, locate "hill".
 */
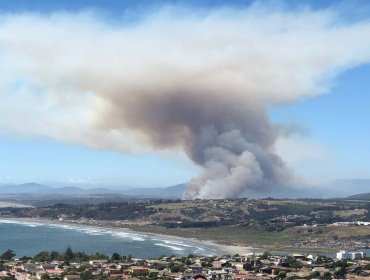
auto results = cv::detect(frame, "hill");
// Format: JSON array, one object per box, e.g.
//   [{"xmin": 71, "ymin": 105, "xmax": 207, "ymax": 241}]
[
  {"xmin": 346, "ymin": 192, "xmax": 370, "ymax": 200},
  {"xmin": 0, "ymin": 182, "xmax": 186, "ymax": 199},
  {"xmin": 0, "ymin": 183, "xmax": 52, "ymax": 194}
]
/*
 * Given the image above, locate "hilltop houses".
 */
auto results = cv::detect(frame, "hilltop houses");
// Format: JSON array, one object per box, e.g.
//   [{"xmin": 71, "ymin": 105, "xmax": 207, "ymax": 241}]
[{"xmin": 1, "ymin": 250, "xmax": 370, "ymax": 280}]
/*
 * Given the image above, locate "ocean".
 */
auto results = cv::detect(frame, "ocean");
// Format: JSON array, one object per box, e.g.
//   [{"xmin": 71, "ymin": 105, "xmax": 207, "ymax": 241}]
[{"xmin": 0, "ymin": 219, "xmax": 218, "ymax": 258}]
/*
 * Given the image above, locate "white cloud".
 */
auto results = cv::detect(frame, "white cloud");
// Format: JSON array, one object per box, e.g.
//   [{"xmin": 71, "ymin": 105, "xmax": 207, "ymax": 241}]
[{"xmin": 0, "ymin": 8, "xmax": 369, "ymax": 153}]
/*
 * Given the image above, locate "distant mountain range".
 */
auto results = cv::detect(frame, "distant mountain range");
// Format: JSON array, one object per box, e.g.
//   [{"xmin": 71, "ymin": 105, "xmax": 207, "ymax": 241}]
[
  {"xmin": 0, "ymin": 179, "xmax": 369, "ymax": 200},
  {"xmin": 0, "ymin": 182, "xmax": 186, "ymax": 198},
  {"xmin": 118, "ymin": 184, "xmax": 186, "ymax": 198},
  {"xmin": 239, "ymin": 179, "xmax": 370, "ymax": 199}
]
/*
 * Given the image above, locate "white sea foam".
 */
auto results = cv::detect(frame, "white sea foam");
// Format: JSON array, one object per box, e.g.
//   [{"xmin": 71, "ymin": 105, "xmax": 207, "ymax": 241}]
[
  {"xmin": 131, "ymin": 237, "xmax": 145, "ymax": 241},
  {"xmin": 0, "ymin": 219, "xmax": 43, "ymax": 227},
  {"xmin": 154, "ymin": 243, "xmax": 184, "ymax": 251},
  {"xmin": 163, "ymin": 240, "xmax": 194, "ymax": 248}
]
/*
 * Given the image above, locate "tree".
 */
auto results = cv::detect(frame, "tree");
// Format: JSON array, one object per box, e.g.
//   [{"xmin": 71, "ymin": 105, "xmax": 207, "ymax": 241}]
[
  {"xmin": 74, "ymin": 251, "xmax": 89, "ymax": 262},
  {"xmin": 0, "ymin": 260, "xmax": 5, "ymax": 271},
  {"xmin": 277, "ymin": 271, "xmax": 286, "ymax": 279},
  {"xmin": 64, "ymin": 246, "xmax": 74, "ymax": 261},
  {"xmin": 80, "ymin": 271, "xmax": 93, "ymax": 280},
  {"xmin": 292, "ymin": 261, "xmax": 303, "ymax": 270},
  {"xmin": 311, "ymin": 271, "xmax": 320, "ymax": 278},
  {"xmin": 92, "ymin": 252, "xmax": 108, "ymax": 260},
  {"xmin": 260, "ymin": 252, "xmax": 271, "ymax": 260},
  {"xmin": 19, "ymin": 256, "xmax": 31, "ymax": 262},
  {"xmin": 323, "ymin": 271, "xmax": 332, "ymax": 279},
  {"xmin": 316, "ymin": 255, "xmax": 331, "ymax": 264},
  {"xmin": 50, "ymin": 251, "xmax": 61, "ymax": 260},
  {"xmin": 41, "ymin": 274, "xmax": 50, "ymax": 280},
  {"xmin": 111, "ymin": 253, "xmax": 121, "ymax": 261},
  {"xmin": 33, "ymin": 251, "xmax": 51, "ymax": 262},
  {"xmin": 170, "ymin": 265, "xmax": 180, "ymax": 273},
  {"xmin": 0, "ymin": 249, "xmax": 16, "ymax": 260},
  {"xmin": 333, "ymin": 268, "xmax": 345, "ymax": 279}
]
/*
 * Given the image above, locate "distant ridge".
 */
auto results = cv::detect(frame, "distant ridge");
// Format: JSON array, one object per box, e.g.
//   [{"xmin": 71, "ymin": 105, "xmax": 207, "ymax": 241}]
[
  {"xmin": 346, "ymin": 192, "xmax": 370, "ymax": 200},
  {"xmin": 0, "ymin": 183, "xmax": 52, "ymax": 194},
  {"xmin": 1, "ymin": 179, "xmax": 369, "ymax": 200},
  {"xmin": 119, "ymin": 184, "xmax": 186, "ymax": 198},
  {"xmin": 0, "ymin": 182, "xmax": 186, "ymax": 198}
]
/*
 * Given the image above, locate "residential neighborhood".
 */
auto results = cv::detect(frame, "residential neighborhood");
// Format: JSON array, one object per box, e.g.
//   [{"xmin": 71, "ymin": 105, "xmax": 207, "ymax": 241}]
[{"xmin": 0, "ymin": 249, "xmax": 369, "ymax": 280}]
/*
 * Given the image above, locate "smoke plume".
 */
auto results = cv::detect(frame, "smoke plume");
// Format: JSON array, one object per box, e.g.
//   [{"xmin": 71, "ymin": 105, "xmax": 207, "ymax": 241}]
[{"xmin": 1, "ymin": 6, "xmax": 370, "ymax": 198}]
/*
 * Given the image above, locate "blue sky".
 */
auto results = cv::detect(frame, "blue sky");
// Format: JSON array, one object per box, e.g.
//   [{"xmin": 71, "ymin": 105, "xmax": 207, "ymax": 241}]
[
  {"xmin": 270, "ymin": 63, "xmax": 370, "ymax": 182},
  {"xmin": 0, "ymin": 0, "xmax": 370, "ymax": 189}
]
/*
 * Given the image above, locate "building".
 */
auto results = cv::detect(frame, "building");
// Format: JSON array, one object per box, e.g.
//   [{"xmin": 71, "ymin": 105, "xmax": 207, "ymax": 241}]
[
  {"xmin": 63, "ymin": 275, "xmax": 81, "ymax": 280},
  {"xmin": 337, "ymin": 250, "xmax": 349, "ymax": 260},
  {"xmin": 336, "ymin": 250, "xmax": 366, "ymax": 260},
  {"xmin": 349, "ymin": 252, "xmax": 366, "ymax": 259},
  {"xmin": 129, "ymin": 266, "xmax": 149, "ymax": 276}
]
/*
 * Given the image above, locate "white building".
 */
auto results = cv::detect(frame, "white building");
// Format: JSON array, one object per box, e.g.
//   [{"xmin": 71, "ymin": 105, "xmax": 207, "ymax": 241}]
[
  {"xmin": 336, "ymin": 250, "xmax": 349, "ymax": 260},
  {"xmin": 349, "ymin": 252, "xmax": 366, "ymax": 259},
  {"xmin": 336, "ymin": 250, "xmax": 366, "ymax": 260}
]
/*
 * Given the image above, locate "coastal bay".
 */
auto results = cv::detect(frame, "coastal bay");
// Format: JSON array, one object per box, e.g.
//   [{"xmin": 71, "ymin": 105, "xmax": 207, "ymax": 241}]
[{"xmin": 0, "ymin": 218, "xmax": 260, "ymax": 258}]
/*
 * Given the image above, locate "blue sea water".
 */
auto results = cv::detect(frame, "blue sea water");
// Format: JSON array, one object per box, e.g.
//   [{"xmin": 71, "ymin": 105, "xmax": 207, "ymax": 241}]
[{"xmin": 0, "ymin": 219, "xmax": 218, "ymax": 258}]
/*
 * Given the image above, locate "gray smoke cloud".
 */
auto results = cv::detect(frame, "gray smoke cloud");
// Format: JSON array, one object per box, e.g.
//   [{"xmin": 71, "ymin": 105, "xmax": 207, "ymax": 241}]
[
  {"xmin": 102, "ymin": 91, "xmax": 289, "ymax": 199},
  {"xmin": 1, "ymin": 6, "xmax": 370, "ymax": 198}
]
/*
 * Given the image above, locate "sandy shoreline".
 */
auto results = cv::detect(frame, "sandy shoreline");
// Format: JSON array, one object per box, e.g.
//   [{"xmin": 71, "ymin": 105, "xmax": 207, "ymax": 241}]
[{"xmin": 0, "ymin": 217, "xmax": 262, "ymax": 256}]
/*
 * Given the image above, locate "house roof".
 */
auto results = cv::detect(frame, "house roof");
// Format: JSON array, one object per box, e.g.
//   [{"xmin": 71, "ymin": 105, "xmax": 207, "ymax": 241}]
[{"xmin": 64, "ymin": 275, "xmax": 81, "ymax": 279}]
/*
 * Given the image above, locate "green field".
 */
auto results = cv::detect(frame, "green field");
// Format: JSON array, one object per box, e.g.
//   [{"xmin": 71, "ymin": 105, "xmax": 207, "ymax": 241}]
[
  {"xmin": 127, "ymin": 224, "xmax": 370, "ymax": 251},
  {"xmin": 128, "ymin": 224, "xmax": 298, "ymax": 248}
]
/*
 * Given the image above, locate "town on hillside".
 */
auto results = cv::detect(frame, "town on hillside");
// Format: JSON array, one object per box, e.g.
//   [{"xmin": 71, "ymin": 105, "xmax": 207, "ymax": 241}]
[{"xmin": 0, "ymin": 248, "xmax": 369, "ymax": 280}]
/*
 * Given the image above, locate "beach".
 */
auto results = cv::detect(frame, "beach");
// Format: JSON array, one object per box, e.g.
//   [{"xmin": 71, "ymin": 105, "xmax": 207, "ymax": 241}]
[{"xmin": 0, "ymin": 217, "xmax": 262, "ymax": 256}]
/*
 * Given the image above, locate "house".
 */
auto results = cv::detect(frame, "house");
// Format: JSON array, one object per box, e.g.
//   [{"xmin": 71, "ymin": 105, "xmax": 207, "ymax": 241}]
[
  {"xmin": 0, "ymin": 272, "xmax": 10, "ymax": 279},
  {"xmin": 63, "ymin": 275, "xmax": 81, "ymax": 280},
  {"xmin": 45, "ymin": 268, "xmax": 64, "ymax": 277},
  {"xmin": 291, "ymin": 254, "xmax": 305, "ymax": 260},
  {"xmin": 286, "ymin": 268, "xmax": 312, "ymax": 279},
  {"xmin": 182, "ymin": 272, "xmax": 209, "ymax": 280},
  {"xmin": 21, "ymin": 264, "xmax": 44, "ymax": 275},
  {"xmin": 89, "ymin": 260, "xmax": 108, "ymax": 266},
  {"xmin": 188, "ymin": 264, "xmax": 203, "ymax": 274},
  {"xmin": 129, "ymin": 266, "xmax": 149, "ymax": 276},
  {"xmin": 232, "ymin": 274, "xmax": 265, "ymax": 280},
  {"xmin": 212, "ymin": 261, "xmax": 223, "ymax": 269},
  {"xmin": 208, "ymin": 270, "xmax": 229, "ymax": 280},
  {"xmin": 194, "ymin": 275, "xmax": 207, "ymax": 280},
  {"xmin": 109, "ymin": 274, "xmax": 128, "ymax": 279}
]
